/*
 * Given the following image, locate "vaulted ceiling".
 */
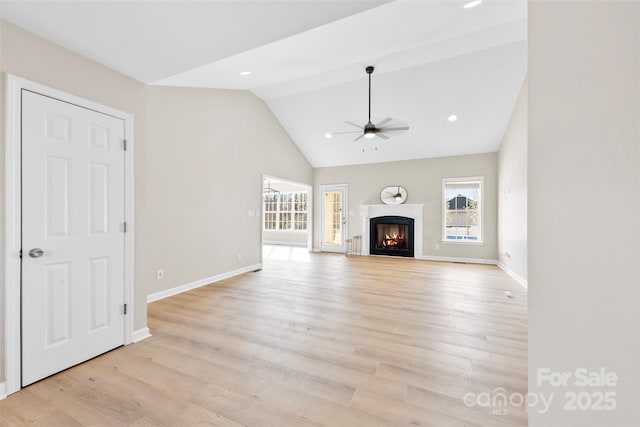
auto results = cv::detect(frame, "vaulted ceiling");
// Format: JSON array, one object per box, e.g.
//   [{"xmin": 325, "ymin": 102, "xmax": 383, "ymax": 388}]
[{"xmin": 1, "ymin": 0, "xmax": 527, "ymax": 167}]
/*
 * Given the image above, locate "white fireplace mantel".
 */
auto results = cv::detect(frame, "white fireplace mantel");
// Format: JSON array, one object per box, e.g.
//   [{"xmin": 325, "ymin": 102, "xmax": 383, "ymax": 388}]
[{"xmin": 359, "ymin": 204, "xmax": 425, "ymax": 257}]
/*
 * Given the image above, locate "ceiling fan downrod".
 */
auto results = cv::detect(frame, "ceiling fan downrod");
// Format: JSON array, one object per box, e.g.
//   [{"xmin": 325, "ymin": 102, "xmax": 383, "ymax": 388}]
[
  {"xmin": 364, "ymin": 65, "xmax": 376, "ymax": 138},
  {"xmin": 366, "ymin": 65, "xmax": 374, "ymax": 124}
]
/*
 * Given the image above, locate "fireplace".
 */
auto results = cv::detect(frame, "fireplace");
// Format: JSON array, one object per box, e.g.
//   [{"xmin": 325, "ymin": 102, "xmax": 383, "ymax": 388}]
[
  {"xmin": 369, "ymin": 216, "xmax": 414, "ymax": 257},
  {"xmin": 360, "ymin": 204, "xmax": 423, "ymax": 257}
]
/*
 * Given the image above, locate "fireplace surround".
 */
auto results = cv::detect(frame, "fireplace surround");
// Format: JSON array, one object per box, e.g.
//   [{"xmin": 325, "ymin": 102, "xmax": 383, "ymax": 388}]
[{"xmin": 370, "ymin": 216, "xmax": 414, "ymax": 257}]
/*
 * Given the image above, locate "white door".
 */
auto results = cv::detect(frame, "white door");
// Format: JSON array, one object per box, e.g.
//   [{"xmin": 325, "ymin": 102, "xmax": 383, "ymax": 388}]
[
  {"xmin": 320, "ymin": 184, "xmax": 348, "ymax": 253},
  {"xmin": 21, "ymin": 91, "xmax": 126, "ymax": 386}
]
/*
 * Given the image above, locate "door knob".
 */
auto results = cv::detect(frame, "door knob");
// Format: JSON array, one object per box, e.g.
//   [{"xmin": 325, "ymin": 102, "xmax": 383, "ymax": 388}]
[{"xmin": 28, "ymin": 248, "xmax": 44, "ymax": 258}]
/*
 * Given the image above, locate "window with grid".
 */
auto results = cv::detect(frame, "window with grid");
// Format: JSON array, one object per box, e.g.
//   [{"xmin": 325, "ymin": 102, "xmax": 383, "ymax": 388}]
[
  {"xmin": 294, "ymin": 192, "xmax": 308, "ymax": 230},
  {"xmin": 263, "ymin": 191, "xmax": 308, "ymax": 231},
  {"xmin": 278, "ymin": 193, "xmax": 292, "ymax": 230},
  {"xmin": 443, "ymin": 178, "xmax": 482, "ymax": 242},
  {"xmin": 263, "ymin": 193, "xmax": 278, "ymax": 230}
]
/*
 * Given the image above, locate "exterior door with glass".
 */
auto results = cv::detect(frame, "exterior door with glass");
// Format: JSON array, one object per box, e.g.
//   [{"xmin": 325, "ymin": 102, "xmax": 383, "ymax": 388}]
[{"xmin": 320, "ymin": 184, "xmax": 348, "ymax": 253}]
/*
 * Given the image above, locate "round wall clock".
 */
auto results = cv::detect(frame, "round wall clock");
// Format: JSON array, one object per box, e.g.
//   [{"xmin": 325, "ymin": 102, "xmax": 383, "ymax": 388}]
[{"xmin": 380, "ymin": 186, "xmax": 407, "ymax": 205}]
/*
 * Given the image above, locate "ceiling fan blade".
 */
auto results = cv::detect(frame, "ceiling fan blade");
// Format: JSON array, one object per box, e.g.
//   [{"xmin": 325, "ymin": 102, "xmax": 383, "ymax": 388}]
[
  {"xmin": 345, "ymin": 121, "xmax": 363, "ymax": 130},
  {"xmin": 331, "ymin": 130, "xmax": 362, "ymax": 135},
  {"xmin": 380, "ymin": 126, "xmax": 410, "ymax": 132},
  {"xmin": 376, "ymin": 117, "xmax": 393, "ymax": 128},
  {"xmin": 354, "ymin": 134, "xmax": 365, "ymax": 142},
  {"xmin": 377, "ymin": 132, "xmax": 390, "ymax": 140}
]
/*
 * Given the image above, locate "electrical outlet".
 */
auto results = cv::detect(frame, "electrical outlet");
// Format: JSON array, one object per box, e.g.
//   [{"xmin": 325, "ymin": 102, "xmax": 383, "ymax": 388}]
[
  {"xmin": 156, "ymin": 269, "xmax": 164, "ymax": 280},
  {"xmin": 435, "ymin": 243, "xmax": 440, "ymax": 250},
  {"xmin": 236, "ymin": 253, "xmax": 242, "ymax": 262}
]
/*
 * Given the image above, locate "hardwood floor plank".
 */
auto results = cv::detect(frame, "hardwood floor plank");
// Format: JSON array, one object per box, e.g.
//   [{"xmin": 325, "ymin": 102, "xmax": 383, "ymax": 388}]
[
  {"xmin": 0, "ymin": 250, "xmax": 527, "ymax": 426},
  {"xmin": 405, "ymin": 383, "xmax": 527, "ymax": 427},
  {"xmin": 149, "ymin": 313, "xmax": 409, "ymax": 401},
  {"xmin": 191, "ymin": 382, "xmax": 323, "ymax": 427},
  {"xmin": 350, "ymin": 389, "xmax": 478, "ymax": 427},
  {"xmin": 0, "ymin": 386, "xmax": 86, "ymax": 426},
  {"xmin": 27, "ymin": 375, "xmax": 134, "ymax": 426},
  {"xmin": 136, "ymin": 333, "xmax": 358, "ymax": 406}
]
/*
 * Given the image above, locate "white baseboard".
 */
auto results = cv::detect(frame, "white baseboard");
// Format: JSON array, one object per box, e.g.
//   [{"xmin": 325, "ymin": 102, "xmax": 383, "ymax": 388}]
[
  {"xmin": 263, "ymin": 241, "xmax": 306, "ymax": 247},
  {"xmin": 0, "ymin": 381, "xmax": 6, "ymax": 400},
  {"xmin": 418, "ymin": 255, "xmax": 498, "ymax": 265},
  {"xmin": 497, "ymin": 262, "xmax": 528, "ymax": 288},
  {"xmin": 132, "ymin": 327, "xmax": 152, "ymax": 343},
  {"xmin": 147, "ymin": 263, "xmax": 263, "ymax": 303}
]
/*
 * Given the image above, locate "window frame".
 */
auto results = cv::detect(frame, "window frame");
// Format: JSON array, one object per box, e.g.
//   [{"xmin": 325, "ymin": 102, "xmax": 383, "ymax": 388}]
[
  {"xmin": 441, "ymin": 176, "xmax": 484, "ymax": 244},
  {"xmin": 263, "ymin": 192, "xmax": 278, "ymax": 231},
  {"xmin": 263, "ymin": 190, "xmax": 308, "ymax": 232},
  {"xmin": 293, "ymin": 192, "xmax": 308, "ymax": 231}
]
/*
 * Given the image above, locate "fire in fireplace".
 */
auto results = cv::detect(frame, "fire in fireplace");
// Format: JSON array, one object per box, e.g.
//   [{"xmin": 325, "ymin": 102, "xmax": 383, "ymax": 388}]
[
  {"xmin": 370, "ymin": 216, "xmax": 414, "ymax": 257},
  {"xmin": 379, "ymin": 226, "xmax": 407, "ymax": 249}
]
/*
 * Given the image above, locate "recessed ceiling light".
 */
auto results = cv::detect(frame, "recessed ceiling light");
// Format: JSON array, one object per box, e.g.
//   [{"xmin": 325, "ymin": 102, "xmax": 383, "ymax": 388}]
[
  {"xmin": 239, "ymin": 71, "xmax": 251, "ymax": 76},
  {"xmin": 324, "ymin": 133, "xmax": 332, "ymax": 139},
  {"xmin": 463, "ymin": 0, "xmax": 482, "ymax": 8},
  {"xmin": 448, "ymin": 114, "xmax": 458, "ymax": 122}
]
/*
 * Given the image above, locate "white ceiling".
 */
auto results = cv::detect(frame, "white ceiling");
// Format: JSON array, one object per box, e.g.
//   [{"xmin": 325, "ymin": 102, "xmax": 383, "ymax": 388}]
[
  {"xmin": 0, "ymin": 0, "xmax": 388, "ymax": 83},
  {"xmin": 1, "ymin": 0, "xmax": 527, "ymax": 168}
]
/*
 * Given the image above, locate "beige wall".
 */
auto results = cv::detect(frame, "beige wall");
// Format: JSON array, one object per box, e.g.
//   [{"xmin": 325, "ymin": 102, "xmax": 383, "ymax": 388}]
[
  {"xmin": 313, "ymin": 153, "xmax": 498, "ymax": 261},
  {"xmin": 497, "ymin": 78, "xmax": 527, "ymax": 283},
  {"xmin": 0, "ymin": 20, "xmax": 313, "ymax": 386},
  {"xmin": 0, "ymin": 20, "xmax": 149, "ymax": 382},
  {"xmin": 145, "ymin": 86, "xmax": 312, "ymax": 296},
  {"xmin": 529, "ymin": 2, "xmax": 639, "ymax": 425}
]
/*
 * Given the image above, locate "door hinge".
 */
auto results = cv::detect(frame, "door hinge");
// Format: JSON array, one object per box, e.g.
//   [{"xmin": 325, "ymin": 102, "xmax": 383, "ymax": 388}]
[
  {"xmin": 19, "ymin": 249, "xmax": 23, "ymax": 259},
  {"xmin": 122, "ymin": 221, "xmax": 127, "ymax": 233},
  {"xmin": 123, "ymin": 139, "xmax": 128, "ymax": 151},
  {"xmin": 123, "ymin": 303, "xmax": 128, "ymax": 315}
]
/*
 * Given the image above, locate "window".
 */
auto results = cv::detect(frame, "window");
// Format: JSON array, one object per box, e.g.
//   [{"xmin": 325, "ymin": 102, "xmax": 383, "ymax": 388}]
[
  {"xmin": 263, "ymin": 191, "xmax": 308, "ymax": 231},
  {"xmin": 263, "ymin": 192, "xmax": 278, "ymax": 230},
  {"xmin": 443, "ymin": 177, "xmax": 482, "ymax": 242},
  {"xmin": 294, "ymin": 192, "xmax": 308, "ymax": 230},
  {"xmin": 278, "ymin": 193, "xmax": 292, "ymax": 230}
]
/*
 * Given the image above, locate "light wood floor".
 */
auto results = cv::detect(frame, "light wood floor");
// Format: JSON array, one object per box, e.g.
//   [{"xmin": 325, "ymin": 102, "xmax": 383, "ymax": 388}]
[{"xmin": 1, "ymin": 250, "xmax": 528, "ymax": 426}]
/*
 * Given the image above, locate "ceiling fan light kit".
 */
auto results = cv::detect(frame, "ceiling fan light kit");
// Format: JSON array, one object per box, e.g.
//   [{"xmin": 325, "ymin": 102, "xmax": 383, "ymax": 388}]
[{"xmin": 364, "ymin": 126, "xmax": 376, "ymax": 139}]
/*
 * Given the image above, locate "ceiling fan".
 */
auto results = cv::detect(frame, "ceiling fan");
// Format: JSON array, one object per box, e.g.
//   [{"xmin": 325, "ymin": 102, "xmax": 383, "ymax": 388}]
[{"xmin": 331, "ymin": 65, "xmax": 409, "ymax": 142}]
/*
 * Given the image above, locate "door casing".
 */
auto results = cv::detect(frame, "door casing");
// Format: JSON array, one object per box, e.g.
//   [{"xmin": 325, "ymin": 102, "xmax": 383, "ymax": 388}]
[
  {"xmin": 261, "ymin": 174, "xmax": 313, "ymax": 254},
  {"xmin": 3, "ymin": 74, "xmax": 135, "ymax": 396}
]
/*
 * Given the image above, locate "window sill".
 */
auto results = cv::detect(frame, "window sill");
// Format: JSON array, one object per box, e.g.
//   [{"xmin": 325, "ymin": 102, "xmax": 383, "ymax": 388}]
[
  {"xmin": 263, "ymin": 229, "xmax": 308, "ymax": 233},
  {"xmin": 441, "ymin": 239, "xmax": 484, "ymax": 246}
]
